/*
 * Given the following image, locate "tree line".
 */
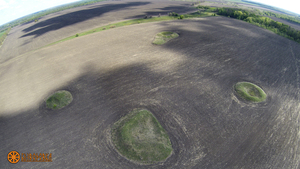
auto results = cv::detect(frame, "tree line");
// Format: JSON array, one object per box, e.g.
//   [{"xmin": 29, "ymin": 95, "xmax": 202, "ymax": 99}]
[
  {"xmin": 258, "ymin": 10, "xmax": 300, "ymax": 25},
  {"xmin": 217, "ymin": 8, "xmax": 300, "ymax": 43}
]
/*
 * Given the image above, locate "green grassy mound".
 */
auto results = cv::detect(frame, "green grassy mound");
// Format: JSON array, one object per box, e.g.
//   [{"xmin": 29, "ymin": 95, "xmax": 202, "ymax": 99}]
[
  {"xmin": 111, "ymin": 109, "xmax": 173, "ymax": 164},
  {"xmin": 152, "ymin": 31, "xmax": 179, "ymax": 45},
  {"xmin": 46, "ymin": 90, "xmax": 73, "ymax": 109},
  {"xmin": 234, "ymin": 82, "xmax": 267, "ymax": 102}
]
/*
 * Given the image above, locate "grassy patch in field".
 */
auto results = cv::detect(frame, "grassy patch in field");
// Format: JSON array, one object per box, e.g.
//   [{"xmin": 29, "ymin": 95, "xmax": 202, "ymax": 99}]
[
  {"xmin": 152, "ymin": 31, "xmax": 179, "ymax": 45},
  {"xmin": 0, "ymin": 28, "xmax": 11, "ymax": 47},
  {"xmin": 111, "ymin": 109, "xmax": 173, "ymax": 164},
  {"xmin": 234, "ymin": 82, "xmax": 267, "ymax": 102},
  {"xmin": 46, "ymin": 12, "xmax": 213, "ymax": 47},
  {"xmin": 0, "ymin": 31, "xmax": 5, "ymax": 38},
  {"xmin": 46, "ymin": 90, "xmax": 73, "ymax": 109}
]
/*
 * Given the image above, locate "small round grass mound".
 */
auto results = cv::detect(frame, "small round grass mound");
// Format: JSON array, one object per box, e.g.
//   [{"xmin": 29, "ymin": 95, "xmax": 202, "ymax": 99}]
[
  {"xmin": 152, "ymin": 31, "xmax": 179, "ymax": 45},
  {"xmin": 111, "ymin": 109, "xmax": 173, "ymax": 164},
  {"xmin": 46, "ymin": 90, "xmax": 73, "ymax": 109},
  {"xmin": 234, "ymin": 82, "xmax": 267, "ymax": 102}
]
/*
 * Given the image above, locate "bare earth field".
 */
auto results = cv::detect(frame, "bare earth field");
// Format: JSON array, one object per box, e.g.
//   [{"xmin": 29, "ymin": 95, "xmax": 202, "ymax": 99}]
[
  {"xmin": 0, "ymin": 0, "xmax": 197, "ymax": 63},
  {"xmin": 1, "ymin": 1, "xmax": 300, "ymax": 169}
]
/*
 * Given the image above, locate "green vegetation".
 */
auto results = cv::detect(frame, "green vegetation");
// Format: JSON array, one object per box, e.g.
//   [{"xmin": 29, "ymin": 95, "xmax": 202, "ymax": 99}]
[
  {"xmin": 179, "ymin": 15, "xmax": 184, "ymax": 19},
  {"xmin": 0, "ymin": 0, "xmax": 107, "ymax": 31},
  {"xmin": 47, "ymin": 12, "xmax": 213, "ymax": 46},
  {"xmin": 257, "ymin": 10, "xmax": 300, "ymax": 25},
  {"xmin": 111, "ymin": 109, "xmax": 173, "ymax": 164},
  {"xmin": 197, "ymin": 5, "xmax": 211, "ymax": 10},
  {"xmin": 0, "ymin": 28, "xmax": 11, "ymax": 47},
  {"xmin": 152, "ymin": 32, "xmax": 179, "ymax": 45},
  {"xmin": 169, "ymin": 12, "xmax": 179, "ymax": 16},
  {"xmin": 217, "ymin": 8, "xmax": 300, "ymax": 43},
  {"xmin": 196, "ymin": 5, "xmax": 217, "ymax": 12},
  {"xmin": 234, "ymin": 82, "xmax": 267, "ymax": 102},
  {"xmin": 46, "ymin": 90, "xmax": 73, "ymax": 110},
  {"xmin": 200, "ymin": 1, "xmax": 300, "ymax": 25}
]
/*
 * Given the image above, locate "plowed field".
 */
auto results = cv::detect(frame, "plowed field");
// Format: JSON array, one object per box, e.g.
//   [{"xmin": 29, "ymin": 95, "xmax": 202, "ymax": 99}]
[{"xmin": 1, "ymin": 2, "xmax": 300, "ymax": 169}]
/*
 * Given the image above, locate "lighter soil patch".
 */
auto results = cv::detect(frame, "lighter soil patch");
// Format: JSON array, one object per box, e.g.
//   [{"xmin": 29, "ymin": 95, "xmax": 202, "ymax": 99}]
[
  {"xmin": 152, "ymin": 31, "xmax": 179, "ymax": 45},
  {"xmin": 111, "ymin": 109, "xmax": 173, "ymax": 164},
  {"xmin": 234, "ymin": 82, "xmax": 267, "ymax": 103},
  {"xmin": 46, "ymin": 90, "xmax": 73, "ymax": 109}
]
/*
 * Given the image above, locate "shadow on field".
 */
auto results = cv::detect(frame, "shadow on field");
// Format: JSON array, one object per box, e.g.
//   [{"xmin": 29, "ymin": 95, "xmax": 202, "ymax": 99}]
[
  {"xmin": 0, "ymin": 63, "xmax": 191, "ymax": 168},
  {"xmin": 2, "ymin": 17, "xmax": 300, "ymax": 168},
  {"xmin": 124, "ymin": 5, "xmax": 197, "ymax": 19},
  {"xmin": 154, "ymin": 17, "xmax": 300, "ymax": 96},
  {"xmin": 0, "ymin": 60, "xmax": 278, "ymax": 168},
  {"xmin": 20, "ymin": 2, "xmax": 151, "ymax": 38},
  {"xmin": 1, "ymin": 45, "xmax": 298, "ymax": 168},
  {"xmin": 149, "ymin": 17, "xmax": 300, "ymax": 168}
]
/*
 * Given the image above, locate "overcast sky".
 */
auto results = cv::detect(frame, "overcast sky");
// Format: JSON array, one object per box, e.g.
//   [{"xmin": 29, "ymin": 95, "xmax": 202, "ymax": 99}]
[{"xmin": 0, "ymin": 0, "xmax": 299, "ymax": 26}]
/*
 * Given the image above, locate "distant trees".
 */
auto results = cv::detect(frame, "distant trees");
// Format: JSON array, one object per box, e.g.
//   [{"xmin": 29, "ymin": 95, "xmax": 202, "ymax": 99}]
[
  {"xmin": 196, "ymin": 5, "xmax": 217, "ymax": 12},
  {"xmin": 169, "ymin": 12, "xmax": 179, "ymax": 17},
  {"xmin": 217, "ymin": 8, "xmax": 300, "ymax": 43},
  {"xmin": 196, "ymin": 5, "xmax": 210, "ymax": 10},
  {"xmin": 245, "ymin": 9, "xmax": 300, "ymax": 25}
]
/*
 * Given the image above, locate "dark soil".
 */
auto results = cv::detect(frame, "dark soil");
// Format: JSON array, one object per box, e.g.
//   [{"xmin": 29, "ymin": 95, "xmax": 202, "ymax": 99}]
[
  {"xmin": 0, "ymin": 0, "xmax": 197, "ymax": 63},
  {"xmin": 0, "ymin": 11, "xmax": 300, "ymax": 169}
]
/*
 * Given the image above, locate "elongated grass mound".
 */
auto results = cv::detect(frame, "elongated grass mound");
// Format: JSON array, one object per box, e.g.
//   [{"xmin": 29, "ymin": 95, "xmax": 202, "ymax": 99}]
[
  {"xmin": 152, "ymin": 31, "xmax": 179, "ymax": 45},
  {"xmin": 46, "ymin": 90, "xmax": 73, "ymax": 109},
  {"xmin": 111, "ymin": 109, "xmax": 173, "ymax": 164},
  {"xmin": 234, "ymin": 82, "xmax": 267, "ymax": 102}
]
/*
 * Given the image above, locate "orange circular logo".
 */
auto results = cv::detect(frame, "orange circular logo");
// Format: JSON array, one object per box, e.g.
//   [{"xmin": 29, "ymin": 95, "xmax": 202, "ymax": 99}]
[{"xmin": 7, "ymin": 151, "xmax": 20, "ymax": 164}]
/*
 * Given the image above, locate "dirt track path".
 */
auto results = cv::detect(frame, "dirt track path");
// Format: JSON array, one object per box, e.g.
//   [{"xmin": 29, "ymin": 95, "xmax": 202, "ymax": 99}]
[{"xmin": 1, "ymin": 16, "xmax": 300, "ymax": 168}]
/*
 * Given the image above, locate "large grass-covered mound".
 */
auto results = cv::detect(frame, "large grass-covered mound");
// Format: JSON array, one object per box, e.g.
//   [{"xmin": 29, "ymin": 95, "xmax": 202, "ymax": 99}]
[
  {"xmin": 234, "ymin": 82, "xmax": 267, "ymax": 102},
  {"xmin": 152, "ymin": 31, "xmax": 179, "ymax": 45},
  {"xmin": 111, "ymin": 109, "xmax": 173, "ymax": 164},
  {"xmin": 46, "ymin": 90, "xmax": 73, "ymax": 109}
]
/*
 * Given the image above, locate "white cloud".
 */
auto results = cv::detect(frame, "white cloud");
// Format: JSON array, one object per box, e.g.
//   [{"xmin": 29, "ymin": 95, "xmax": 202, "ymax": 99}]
[
  {"xmin": 0, "ymin": 0, "xmax": 9, "ymax": 11},
  {"xmin": 6, "ymin": 0, "xmax": 16, "ymax": 4}
]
